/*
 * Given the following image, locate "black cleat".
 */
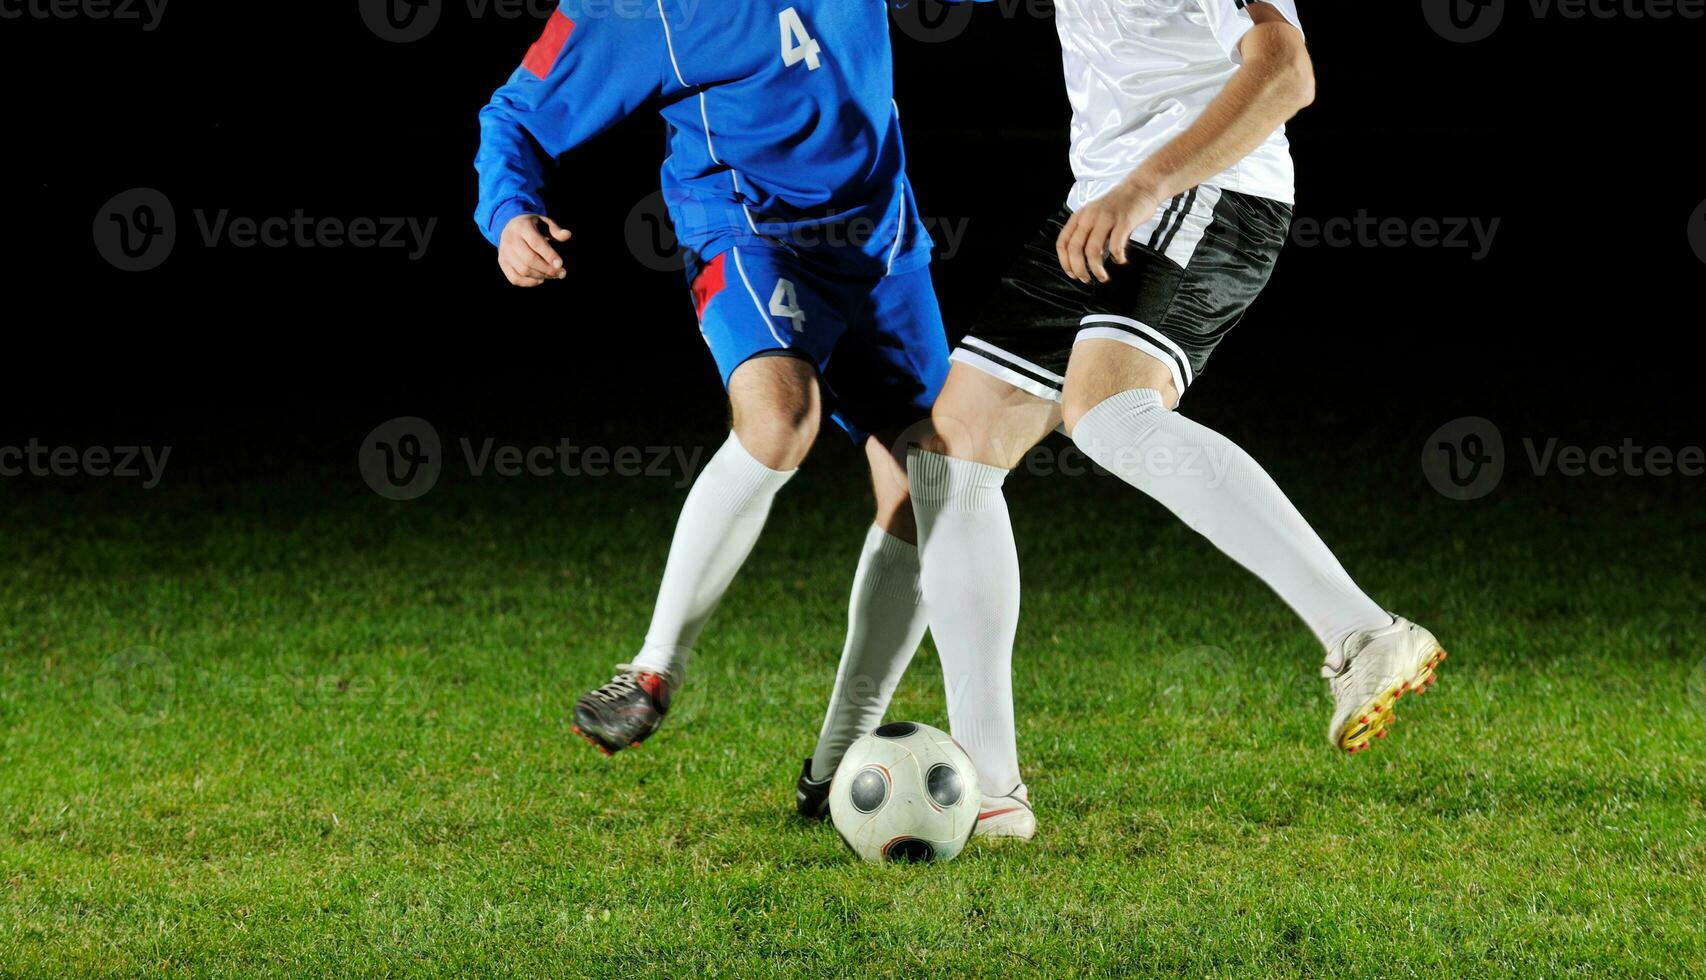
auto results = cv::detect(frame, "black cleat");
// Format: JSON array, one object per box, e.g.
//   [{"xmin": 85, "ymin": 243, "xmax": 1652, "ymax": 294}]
[
  {"xmin": 572, "ymin": 665, "xmax": 674, "ymax": 756},
  {"xmin": 796, "ymin": 758, "xmax": 832, "ymax": 819}
]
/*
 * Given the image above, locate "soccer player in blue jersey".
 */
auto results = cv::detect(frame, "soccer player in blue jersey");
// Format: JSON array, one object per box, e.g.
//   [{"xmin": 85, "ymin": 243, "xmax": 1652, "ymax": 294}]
[{"xmin": 475, "ymin": 2, "xmax": 944, "ymax": 787}]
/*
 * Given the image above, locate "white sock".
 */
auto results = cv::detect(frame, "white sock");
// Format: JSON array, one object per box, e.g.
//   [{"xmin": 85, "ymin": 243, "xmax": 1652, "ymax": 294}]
[
  {"xmin": 1071, "ymin": 389, "xmax": 1390, "ymax": 652},
  {"xmin": 808, "ymin": 526, "xmax": 930, "ymax": 781},
  {"xmin": 908, "ymin": 449, "xmax": 1024, "ymax": 797},
  {"xmin": 629, "ymin": 432, "xmax": 796, "ymax": 679}
]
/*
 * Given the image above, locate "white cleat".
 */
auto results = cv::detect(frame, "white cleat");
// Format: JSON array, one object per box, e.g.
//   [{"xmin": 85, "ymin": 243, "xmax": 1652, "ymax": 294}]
[
  {"xmin": 973, "ymin": 784, "xmax": 1036, "ymax": 840},
  {"xmin": 1323, "ymin": 616, "xmax": 1446, "ymax": 754}
]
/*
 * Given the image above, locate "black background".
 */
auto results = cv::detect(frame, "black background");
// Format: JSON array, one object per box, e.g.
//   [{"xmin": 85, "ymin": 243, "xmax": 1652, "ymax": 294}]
[{"xmin": 1, "ymin": 0, "xmax": 1701, "ymax": 459}]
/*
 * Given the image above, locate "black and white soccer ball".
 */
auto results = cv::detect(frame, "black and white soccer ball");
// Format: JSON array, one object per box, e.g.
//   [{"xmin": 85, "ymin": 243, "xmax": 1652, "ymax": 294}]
[{"xmin": 828, "ymin": 721, "xmax": 981, "ymax": 863}]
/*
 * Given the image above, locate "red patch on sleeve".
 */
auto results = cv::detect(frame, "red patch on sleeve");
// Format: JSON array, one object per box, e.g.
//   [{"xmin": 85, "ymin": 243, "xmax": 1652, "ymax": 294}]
[
  {"xmin": 522, "ymin": 11, "xmax": 577, "ymax": 80},
  {"xmin": 692, "ymin": 253, "xmax": 727, "ymax": 320}
]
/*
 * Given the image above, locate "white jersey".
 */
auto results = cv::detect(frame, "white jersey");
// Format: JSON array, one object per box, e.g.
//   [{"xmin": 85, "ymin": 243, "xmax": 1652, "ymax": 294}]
[{"xmin": 1056, "ymin": 0, "xmax": 1304, "ymax": 214}]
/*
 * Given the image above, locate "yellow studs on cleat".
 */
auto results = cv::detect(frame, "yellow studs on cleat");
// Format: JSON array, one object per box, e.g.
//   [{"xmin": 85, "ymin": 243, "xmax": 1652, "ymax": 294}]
[{"xmin": 1340, "ymin": 646, "xmax": 1448, "ymax": 754}]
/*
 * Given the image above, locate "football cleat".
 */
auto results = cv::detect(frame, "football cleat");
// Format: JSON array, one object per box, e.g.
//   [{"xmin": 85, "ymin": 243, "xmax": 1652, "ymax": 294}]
[
  {"xmin": 1324, "ymin": 616, "xmax": 1446, "ymax": 753},
  {"xmin": 974, "ymin": 783, "xmax": 1036, "ymax": 840},
  {"xmin": 795, "ymin": 758, "xmax": 832, "ymax": 820},
  {"xmin": 571, "ymin": 664, "xmax": 674, "ymax": 756}
]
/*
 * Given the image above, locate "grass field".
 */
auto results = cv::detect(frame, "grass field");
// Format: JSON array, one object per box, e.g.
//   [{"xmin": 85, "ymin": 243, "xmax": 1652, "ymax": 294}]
[{"xmin": 3, "ymin": 411, "xmax": 1704, "ymax": 976}]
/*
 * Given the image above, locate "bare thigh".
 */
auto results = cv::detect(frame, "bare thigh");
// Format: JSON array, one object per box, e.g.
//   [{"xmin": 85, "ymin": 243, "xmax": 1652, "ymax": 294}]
[{"xmin": 1061, "ymin": 339, "xmax": 1180, "ymax": 435}]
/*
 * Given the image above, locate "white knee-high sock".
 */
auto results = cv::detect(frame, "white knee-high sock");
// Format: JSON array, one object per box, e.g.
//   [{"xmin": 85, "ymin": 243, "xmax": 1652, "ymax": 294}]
[
  {"xmin": 908, "ymin": 449, "xmax": 1024, "ymax": 797},
  {"xmin": 629, "ymin": 432, "xmax": 796, "ymax": 679},
  {"xmin": 1071, "ymin": 389, "xmax": 1390, "ymax": 652},
  {"xmin": 808, "ymin": 525, "xmax": 930, "ymax": 780}
]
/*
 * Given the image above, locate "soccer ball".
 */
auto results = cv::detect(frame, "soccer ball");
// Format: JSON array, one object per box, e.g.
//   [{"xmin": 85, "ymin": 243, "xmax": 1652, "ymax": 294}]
[{"xmin": 829, "ymin": 721, "xmax": 981, "ymax": 863}]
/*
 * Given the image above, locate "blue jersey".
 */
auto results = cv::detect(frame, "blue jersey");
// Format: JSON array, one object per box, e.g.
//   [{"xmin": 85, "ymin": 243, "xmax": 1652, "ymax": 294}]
[{"xmin": 475, "ymin": 0, "xmax": 932, "ymax": 278}]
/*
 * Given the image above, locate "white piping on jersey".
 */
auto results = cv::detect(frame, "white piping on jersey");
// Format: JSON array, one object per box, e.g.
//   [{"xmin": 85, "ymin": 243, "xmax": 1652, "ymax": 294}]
[
  {"xmin": 659, "ymin": 1, "xmax": 761, "ymax": 249},
  {"xmin": 882, "ymin": 101, "xmax": 908, "ymax": 277},
  {"xmin": 884, "ymin": 183, "xmax": 908, "ymax": 276},
  {"xmin": 658, "ymin": 5, "xmax": 908, "ymax": 270},
  {"xmin": 656, "ymin": 0, "xmax": 689, "ymax": 87},
  {"xmin": 731, "ymin": 172, "xmax": 761, "ymax": 237},
  {"xmin": 732, "ymin": 246, "xmax": 791, "ymax": 348},
  {"xmin": 697, "ymin": 94, "xmax": 721, "ymax": 165}
]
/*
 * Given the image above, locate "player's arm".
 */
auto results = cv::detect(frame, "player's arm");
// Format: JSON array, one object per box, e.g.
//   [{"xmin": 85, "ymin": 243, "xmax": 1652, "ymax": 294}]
[
  {"xmin": 475, "ymin": 6, "xmax": 670, "ymax": 287},
  {"xmin": 1058, "ymin": 1, "xmax": 1313, "ymax": 283}
]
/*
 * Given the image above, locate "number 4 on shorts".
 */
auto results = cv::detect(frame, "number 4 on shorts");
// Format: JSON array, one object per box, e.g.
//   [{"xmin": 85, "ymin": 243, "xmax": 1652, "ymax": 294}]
[{"xmin": 769, "ymin": 279, "xmax": 808, "ymax": 333}]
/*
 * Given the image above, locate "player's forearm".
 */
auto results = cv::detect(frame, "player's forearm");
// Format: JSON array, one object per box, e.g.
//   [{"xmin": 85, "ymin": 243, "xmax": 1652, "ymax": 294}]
[
  {"xmin": 474, "ymin": 98, "xmax": 554, "ymax": 246},
  {"xmin": 1122, "ymin": 23, "xmax": 1314, "ymax": 202}
]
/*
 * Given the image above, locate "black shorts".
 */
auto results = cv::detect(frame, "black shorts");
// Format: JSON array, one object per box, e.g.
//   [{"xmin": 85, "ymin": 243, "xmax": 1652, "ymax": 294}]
[{"xmin": 953, "ymin": 188, "xmax": 1292, "ymax": 401}]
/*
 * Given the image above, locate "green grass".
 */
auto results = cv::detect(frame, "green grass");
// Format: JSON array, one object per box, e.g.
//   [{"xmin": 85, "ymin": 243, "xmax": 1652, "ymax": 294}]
[{"xmin": 3, "ymin": 422, "xmax": 1704, "ymax": 977}]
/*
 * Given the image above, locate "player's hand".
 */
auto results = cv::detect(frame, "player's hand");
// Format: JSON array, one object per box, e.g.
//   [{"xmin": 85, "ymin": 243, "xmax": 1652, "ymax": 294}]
[
  {"xmin": 498, "ymin": 213, "xmax": 572, "ymax": 287},
  {"xmin": 1057, "ymin": 179, "xmax": 1164, "ymax": 285}
]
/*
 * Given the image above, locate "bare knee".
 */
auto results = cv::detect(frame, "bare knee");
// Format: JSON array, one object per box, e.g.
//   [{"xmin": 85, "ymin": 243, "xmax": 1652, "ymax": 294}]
[
  {"xmin": 873, "ymin": 492, "xmax": 917, "ymax": 544},
  {"xmin": 729, "ymin": 355, "xmax": 822, "ymax": 470},
  {"xmin": 1061, "ymin": 339, "xmax": 1179, "ymax": 435},
  {"xmin": 864, "ymin": 435, "xmax": 918, "ymax": 544},
  {"xmin": 921, "ymin": 363, "xmax": 1060, "ymax": 470}
]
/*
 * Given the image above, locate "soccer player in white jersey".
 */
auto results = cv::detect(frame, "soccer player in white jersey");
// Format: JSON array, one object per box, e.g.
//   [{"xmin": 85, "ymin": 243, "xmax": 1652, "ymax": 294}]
[{"xmin": 805, "ymin": 0, "xmax": 1447, "ymax": 837}]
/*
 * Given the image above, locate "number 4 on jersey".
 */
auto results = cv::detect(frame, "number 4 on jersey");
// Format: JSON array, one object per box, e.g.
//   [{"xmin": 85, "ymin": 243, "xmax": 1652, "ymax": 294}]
[
  {"xmin": 769, "ymin": 279, "xmax": 808, "ymax": 333},
  {"xmin": 779, "ymin": 7, "xmax": 823, "ymax": 71}
]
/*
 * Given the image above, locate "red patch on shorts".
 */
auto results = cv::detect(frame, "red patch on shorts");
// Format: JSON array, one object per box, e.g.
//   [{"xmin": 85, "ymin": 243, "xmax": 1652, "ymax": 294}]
[
  {"xmin": 522, "ymin": 11, "xmax": 576, "ymax": 80},
  {"xmin": 692, "ymin": 253, "xmax": 727, "ymax": 320}
]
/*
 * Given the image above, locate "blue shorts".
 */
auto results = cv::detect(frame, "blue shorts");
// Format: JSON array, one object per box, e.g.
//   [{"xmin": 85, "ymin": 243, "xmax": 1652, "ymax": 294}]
[{"xmin": 686, "ymin": 244, "xmax": 949, "ymax": 443}]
